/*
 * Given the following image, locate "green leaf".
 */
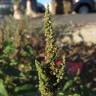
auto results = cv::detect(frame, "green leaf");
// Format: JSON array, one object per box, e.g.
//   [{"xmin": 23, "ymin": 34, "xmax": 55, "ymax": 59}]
[
  {"xmin": 63, "ymin": 80, "xmax": 74, "ymax": 91},
  {"xmin": 15, "ymin": 84, "xmax": 34, "ymax": 92},
  {"xmin": 0, "ymin": 79, "xmax": 8, "ymax": 96},
  {"xmin": 73, "ymin": 93, "xmax": 80, "ymax": 96},
  {"xmin": 58, "ymin": 92, "xmax": 65, "ymax": 96}
]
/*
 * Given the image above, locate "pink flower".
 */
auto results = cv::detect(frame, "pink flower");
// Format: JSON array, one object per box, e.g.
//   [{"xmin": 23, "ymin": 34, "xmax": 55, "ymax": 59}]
[
  {"xmin": 54, "ymin": 59, "xmax": 62, "ymax": 66},
  {"xmin": 67, "ymin": 61, "xmax": 83, "ymax": 75}
]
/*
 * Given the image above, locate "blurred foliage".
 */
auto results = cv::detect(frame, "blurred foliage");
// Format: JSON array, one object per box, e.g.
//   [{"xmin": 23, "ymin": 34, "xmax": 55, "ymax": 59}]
[
  {"xmin": 0, "ymin": 79, "xmax": 8, "ymax": 96},
  {"xmin": 0, "ymin": 15, "xmax": 39, "ymax": 96}
]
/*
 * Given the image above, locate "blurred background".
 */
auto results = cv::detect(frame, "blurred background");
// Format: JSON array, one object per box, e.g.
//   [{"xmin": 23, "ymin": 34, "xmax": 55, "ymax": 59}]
[{"xmin": 0, "ymin": 0, "xmax": 96, "ymax": 16}]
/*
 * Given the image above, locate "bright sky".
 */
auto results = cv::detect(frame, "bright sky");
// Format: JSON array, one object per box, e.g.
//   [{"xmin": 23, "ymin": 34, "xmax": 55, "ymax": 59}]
[{"xmin": 38, "ymin": 0, "xmax": 51, "ymax": 4}]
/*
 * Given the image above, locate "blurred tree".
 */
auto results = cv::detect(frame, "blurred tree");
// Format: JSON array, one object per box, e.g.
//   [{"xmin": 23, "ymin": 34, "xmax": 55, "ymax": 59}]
[
  {"xmin": 50, "ymin": 0, "xmax": 64, "ymax": 15},
  {"xmin": 26, "ymin": 0, "xmax": 38, "ymax": 17},
  {"xmin": 13, "ymin": 0, "xmax": 22, "ymax": 20},
  {"xmin": 63, "ymin": 0, "xmax": 73, "ymax": 14},
  {"xmin": 50, "ymin": 0, "xmax": 72, "ymax": 15}
]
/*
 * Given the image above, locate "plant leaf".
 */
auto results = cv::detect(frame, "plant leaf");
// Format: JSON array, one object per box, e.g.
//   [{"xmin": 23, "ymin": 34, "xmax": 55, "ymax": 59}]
[
  {"xmin": 0, "ymin": 79, "xmax": 8, "ymax": 96},
  {"xmin": 63, "ymin": 80, "xmax": 73, "ymax": 91}
]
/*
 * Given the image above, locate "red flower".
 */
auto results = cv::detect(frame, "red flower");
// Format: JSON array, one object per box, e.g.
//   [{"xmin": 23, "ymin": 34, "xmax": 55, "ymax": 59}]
[
  {"xmin": 54, "ymin": 59, "xmax": 62, "ymax": 66},
  {"xmin": 67, "ymin": 61, "xmax": 83, "ymax": 75}
]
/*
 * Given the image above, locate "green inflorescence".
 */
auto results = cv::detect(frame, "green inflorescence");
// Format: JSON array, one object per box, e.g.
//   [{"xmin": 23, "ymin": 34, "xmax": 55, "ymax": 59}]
[{"xmin": 35, "ymin": 5, "xmax": 65, "ymax": 96}]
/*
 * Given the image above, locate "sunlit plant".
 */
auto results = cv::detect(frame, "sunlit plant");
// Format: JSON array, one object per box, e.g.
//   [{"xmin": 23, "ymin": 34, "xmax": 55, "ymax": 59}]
[{"xmin": 35, "ymin": 5, "xmax": 65, "ymax": 96}]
